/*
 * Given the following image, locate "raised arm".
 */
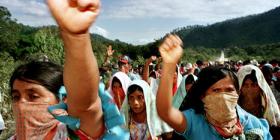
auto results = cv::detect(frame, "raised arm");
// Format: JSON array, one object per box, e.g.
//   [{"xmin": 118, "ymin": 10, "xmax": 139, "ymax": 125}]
[
  {"xmin": 142, "ymin": 56, "xmax": 156, "ymax": 83},
  {"xmin": 156, "ymin": 34, "xmax": 187, "ymax": 133},
  {"xmin": 103, "ymin": 45, "xmax": 114, "ymax": 66},
  {"xmin": 47, "ymin": 0, "xmax": 103, "ymax": 137}
]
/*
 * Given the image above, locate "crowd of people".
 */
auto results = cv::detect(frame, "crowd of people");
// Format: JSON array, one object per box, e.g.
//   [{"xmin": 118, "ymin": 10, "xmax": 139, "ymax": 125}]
[{"xmin": 0, "ymin": 0, "xmax": 279, "ymax": 139}]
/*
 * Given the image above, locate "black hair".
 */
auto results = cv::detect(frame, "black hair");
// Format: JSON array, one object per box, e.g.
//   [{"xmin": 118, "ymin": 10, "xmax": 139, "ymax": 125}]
[
  {"xmin": 9, "ymin": 61, "xmax": 63, "ymax": 99},
  {"xmin": 112, "ymin": 77, "xmax": 122, "ymax": 87},
  {"xmin": 127, "ymin": 84, "xmax": 143, "ymax": 96},
  {"xmin": 262, "ymin": 66, "xmax": 273, "ymax": 84},
  {"xmin": 185, "ymin": 66, "xmax": 239, "ymax": 114},
  {"xmin": 185, "ymin": 74, "xmax": 195, "ymax": 85},
  {"xmin": 196, "ymin": 60, "xmax": 203, "ymax": 66},
  {"xmin": 242, "ymin": 70, "xmax": 258, "ymax": 84}
]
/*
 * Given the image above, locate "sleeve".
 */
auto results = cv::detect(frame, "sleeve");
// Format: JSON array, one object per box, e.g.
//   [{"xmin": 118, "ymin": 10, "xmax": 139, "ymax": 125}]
[
  {"xmin": 175, "ymin": 109, "xmax": 194, "ymax": 139},
  {"xmin": 240, "ymin": 107, "xmax": 273, "ymax": 140}
]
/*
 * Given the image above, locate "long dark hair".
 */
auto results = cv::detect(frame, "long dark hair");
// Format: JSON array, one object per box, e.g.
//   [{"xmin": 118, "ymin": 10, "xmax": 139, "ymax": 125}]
[
  {"xmin": 9, "ymin": 61, "xmax": 63, "ymax": 99},
  {"xmin": 185, "ymin": 66, "xmax": 239, "ymax": 114}
]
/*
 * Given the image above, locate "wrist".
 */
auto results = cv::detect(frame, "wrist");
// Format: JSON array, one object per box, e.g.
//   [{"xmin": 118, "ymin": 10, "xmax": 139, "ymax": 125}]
[
  {"xmin": 60, "ymin": 29, "xmax": 90, "ymax": 39},
  {"xmin": 60, "ymin": 30, "xmax": 90, "ymax": 45}
]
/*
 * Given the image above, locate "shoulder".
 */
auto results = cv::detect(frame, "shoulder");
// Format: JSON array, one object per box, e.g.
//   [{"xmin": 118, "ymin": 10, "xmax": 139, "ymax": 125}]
[
  {"xmin": 237, "ymin": 106, "xmax": 272, "ymax": 139},
  {"xmin": 237, "ymin": 105, "xmax": 269, "ymax": 129}
]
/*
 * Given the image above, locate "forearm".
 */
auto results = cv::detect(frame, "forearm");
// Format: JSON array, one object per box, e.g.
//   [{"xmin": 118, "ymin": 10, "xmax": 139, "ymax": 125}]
[
  {"xmin": 142, "ymin": 60, "xmax": 151, "ymax": 82},
  {"xmin": 103, "ymin": 55, "xmax": 111, "ymax": 66},
  {"xmin": 156, "ymin": 62, "xmax": 176, "ymax": 118},
  {"xmin": 61, "ymin": 31, "xmax": 100, "ymax": 111},
  {"xmin": 157, "ymin": 62, "xmax": 187, "ymax": 133}
]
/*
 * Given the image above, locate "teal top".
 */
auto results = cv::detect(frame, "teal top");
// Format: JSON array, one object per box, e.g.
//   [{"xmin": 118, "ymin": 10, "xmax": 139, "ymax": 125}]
[
  {"xmin": 48, "ymin": 83, "xmax": 129, "ymax": 140},
  {"xmin": 178, "ymin": 105, "xmax": 272, "ymax": 140}
]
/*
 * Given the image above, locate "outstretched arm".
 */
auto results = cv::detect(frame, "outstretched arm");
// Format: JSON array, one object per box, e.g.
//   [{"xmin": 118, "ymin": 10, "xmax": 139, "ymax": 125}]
[
  {"xmin": 47, "ymin": 0, "xmax": 103, "ymax": 137},
  {"xmin": 103, "ymin": 45, "xmax": 114, "ymax": 66},
  {"xmin": 142, "ymin": 56, "xmax": 156, "ymax": 83},
  {"xmin": 156, "ymin": 34, "xmax": 187, "ymax": 133}
]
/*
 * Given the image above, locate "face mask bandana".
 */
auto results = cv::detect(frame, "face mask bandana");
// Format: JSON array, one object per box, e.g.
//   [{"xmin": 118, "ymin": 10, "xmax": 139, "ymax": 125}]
[
  {"xmin": 202, "ymin": 92, "xmax": 242, "ymax": 138},
  {"xmin": 13, "ymin": 102, "xmax": 59, "ymax": 140},
  {"xmin": 113, "ymin": 87, "xmax": 125, "ymax": 109}
]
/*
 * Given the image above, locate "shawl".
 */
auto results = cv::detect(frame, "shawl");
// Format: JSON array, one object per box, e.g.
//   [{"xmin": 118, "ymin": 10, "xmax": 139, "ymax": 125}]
[{"xmin": 237, "ymin": 65, "xmax": 280, "ymax": 127}]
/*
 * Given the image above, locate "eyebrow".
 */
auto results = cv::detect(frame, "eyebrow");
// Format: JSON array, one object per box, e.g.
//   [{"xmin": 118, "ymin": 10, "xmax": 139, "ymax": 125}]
[{"xmin": 11, "ymin": 89, "xmax": 19, "ymax": 94}]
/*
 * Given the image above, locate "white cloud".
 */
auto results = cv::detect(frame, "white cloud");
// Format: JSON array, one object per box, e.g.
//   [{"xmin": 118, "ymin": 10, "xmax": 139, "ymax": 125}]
[
  {"xmin": 0, "ymin": 0, "xmax": 54, "ymax": 26},
  {"xmin": 133, "ymin": 38, "xmax": 154, "ymax": 45},
  {"xmin": 1, "ymin": 0, "xmax": 280, "ymax": 44},
  {"xmin": 103, "ymin": 0, "xmax": 280, "ymax": 23},
  {"xmin": 90, "ymin": 26, "xmax": 110, "ymax": 38}
]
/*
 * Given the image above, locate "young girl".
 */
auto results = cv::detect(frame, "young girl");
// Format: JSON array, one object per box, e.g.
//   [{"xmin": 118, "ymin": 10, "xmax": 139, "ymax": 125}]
[
  {"xmin": 108, "ymin": 72, "xmax": 131, "ymax": 109},
  {"xmin": 121, "ymin": 80, "xmax": 171, "ymax": 140}
]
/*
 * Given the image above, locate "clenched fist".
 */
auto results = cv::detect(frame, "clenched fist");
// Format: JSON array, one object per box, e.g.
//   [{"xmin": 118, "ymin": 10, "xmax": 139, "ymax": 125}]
[
  {"xmin": 159, "ymin": 34, "xmax": 183, "ymax": 64},
  {"xmin": 47, "ymin": 0, "xmax": 100, "ymax": 34}
]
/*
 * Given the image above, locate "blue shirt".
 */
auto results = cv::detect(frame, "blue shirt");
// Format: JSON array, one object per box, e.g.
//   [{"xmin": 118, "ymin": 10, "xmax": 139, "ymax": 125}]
[{"xmin": 178, "ymin": 106, "xmax": 272, "ymax": 140}]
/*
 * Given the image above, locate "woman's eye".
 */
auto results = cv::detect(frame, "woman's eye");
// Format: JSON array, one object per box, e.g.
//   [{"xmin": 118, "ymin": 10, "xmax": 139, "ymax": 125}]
[
  {"xmin": 12, "ymin": 95, "xmax": 20, "ymax": 102},
  {"xmin": 29, "ymin": 94, "xmax": 40, "ymax": 100},
  {"xmin": 212, "ymin": 89, "xmax": 219, "ymax": 92},
  {"xmin": 137, "ymin": 96, "xmax": 144, "ymax": 100}
]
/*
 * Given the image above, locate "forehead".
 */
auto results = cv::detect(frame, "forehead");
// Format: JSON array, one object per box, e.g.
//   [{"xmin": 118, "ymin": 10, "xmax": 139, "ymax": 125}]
[
  {"xmin": 243, "ymin": 78, "xmax": 255, "ymax": 84},
  {"xmin": 112, "ymin": 81, "xmax": 122, "ymax": 87},
  {"xmin": 12, "ymin": 79, "xmax": 52, "ymax": 96},
  {"xmin": 209, "ymin": 76, "xmax": 235, "ymax": 89},
  {"xmin": 128, "ymin": 90, "xmax": 143, "ymax": 96},
  {"xmin": 13, "ymin": 79, "xmax": 42, "ymax": 89}
]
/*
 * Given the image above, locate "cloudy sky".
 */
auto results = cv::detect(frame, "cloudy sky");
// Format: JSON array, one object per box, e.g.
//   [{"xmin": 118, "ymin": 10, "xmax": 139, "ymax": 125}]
[{"xmin": 1, "ymin": 0, "xmax": 280, "ymax": 45}]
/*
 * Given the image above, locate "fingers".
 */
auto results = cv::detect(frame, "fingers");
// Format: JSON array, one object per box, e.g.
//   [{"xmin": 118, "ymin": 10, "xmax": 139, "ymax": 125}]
[
  {"xmin": 75, "ymin": 0, "xmax": 100, "ymax": 12},
  {"xmin": 160, "ymin": 34, "xmax": 182, "ymax": 52}
]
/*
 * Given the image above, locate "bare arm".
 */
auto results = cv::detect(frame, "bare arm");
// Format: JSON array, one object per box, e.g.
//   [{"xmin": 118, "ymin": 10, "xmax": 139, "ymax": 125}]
[
  {"xmin": 142, "ymin": 56, "xmax": 156, "ymax": 83},
  {"xmin": 47, "ymin": 0, "xmax": 103, "ymax": 137},
  {"xmin": 156, "ymin": 35, "xmax": 187, "ymax": 133},
  {"xmin": 103, "ymin": 45, "xmax": 114, "ymax": 66}
]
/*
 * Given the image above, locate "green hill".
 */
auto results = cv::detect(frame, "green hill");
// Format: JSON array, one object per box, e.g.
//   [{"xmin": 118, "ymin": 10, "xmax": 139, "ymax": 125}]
[{"xmin": 173, "ymin": 6, "xmax": 280, "ymax": 48}]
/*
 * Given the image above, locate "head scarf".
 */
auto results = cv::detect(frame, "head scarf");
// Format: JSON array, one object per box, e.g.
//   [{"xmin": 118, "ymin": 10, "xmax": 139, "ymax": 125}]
[
  {"xmin": 121, "ymin": 80, "xmax": 172, "ymax": 139},
  {"xmin": 237, "ymin": 65, "xmax": 280, "ymax": 127},
  {"xmin": 108, "ymin": 72, "xmax": 131, "ymax": 107}
]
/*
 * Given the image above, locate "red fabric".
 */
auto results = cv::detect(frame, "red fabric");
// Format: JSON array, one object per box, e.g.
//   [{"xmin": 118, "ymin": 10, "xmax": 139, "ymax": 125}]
[
  {"xmin": 214, "ymin": 119, "xmax": 243, "ymax": 138},
  {"xmin": 172, "ymin": 81, "xmax": 178, "ymax": 96},
  {"xmin": 113, "ymin": 88, "xmax": 125, "ymax": 109},
  {"xmin": 74, "ymin": 130, "xmax": 92, "ymax": 140}
]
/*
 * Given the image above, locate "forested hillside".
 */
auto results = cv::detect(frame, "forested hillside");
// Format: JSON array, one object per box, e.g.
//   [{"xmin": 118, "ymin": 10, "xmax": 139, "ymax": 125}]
[{"xmin": 173, "ymin": 6, "xmax": 280, "ymax": 48}]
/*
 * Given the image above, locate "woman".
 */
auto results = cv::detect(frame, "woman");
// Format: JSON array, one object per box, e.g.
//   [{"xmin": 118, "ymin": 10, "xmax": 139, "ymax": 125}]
[
  {"xmin": 237, "ymin": 64, "xmax": 280, "ymax": 138},
  {"xmin": 9, "ymin": 0, "xmax": 129, "ymax": 139},
  {"xmin": 121, "ymin": 80, "xmax": 167, "ymax": 140},
  {"xmin": 108, "ymin": 72, "xmax": 131, "ymax": 109},
  {"xmin": 156, "ymin": 34, "xmax": 272, "ymax": 139}
]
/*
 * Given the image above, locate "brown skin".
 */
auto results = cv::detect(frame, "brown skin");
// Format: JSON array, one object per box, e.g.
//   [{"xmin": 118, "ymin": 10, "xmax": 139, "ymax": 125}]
[
  {"xmin": 156, "ymin": 34, "xmax": 239, "ymax": 134},
  {"xmin": 156, "ymin": 34, "xmax": 186, "ymax": 133},
  {"xmin": 205, "ymin": 76, "xmax": 237, "ymax": 97},
  {"xmin": 12, "ymin": 79, "xmax": 58, "ymax": 104},
  {"xmin": 239, "ymin": 79, "xmax": 263, "ymax": 117},
  {"xmin": 128, "ymin": 90, "xmax": 146, "ymax": 123},
  {"xmin": 47, "ymin": 0, "xmax": 103, "ymax": 137},
  {"xmin": 112, "ymin": 80, "xmax": 125, "ymax": 109}
]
